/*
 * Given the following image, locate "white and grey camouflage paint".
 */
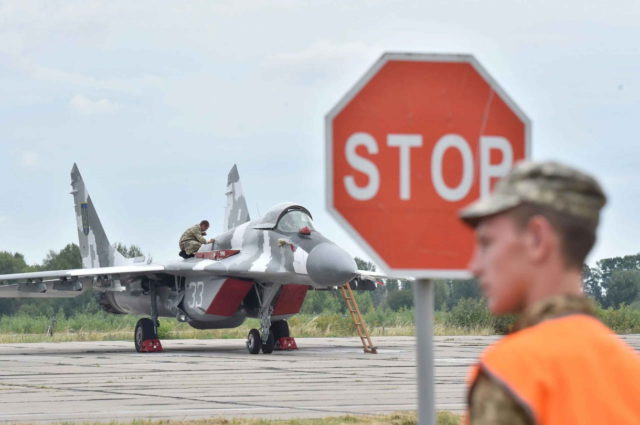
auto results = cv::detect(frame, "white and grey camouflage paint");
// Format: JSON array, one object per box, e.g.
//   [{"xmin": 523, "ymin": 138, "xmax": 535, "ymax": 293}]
[{"xmin": 0, "ymin": 164, "xmax": 369, "ymax": 332}]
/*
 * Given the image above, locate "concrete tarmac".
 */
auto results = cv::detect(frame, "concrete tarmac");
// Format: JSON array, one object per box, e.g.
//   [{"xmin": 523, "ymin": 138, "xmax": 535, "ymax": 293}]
[{"xmin": 0, "ymin": 335, "xmax": 638, "ymax": 424}]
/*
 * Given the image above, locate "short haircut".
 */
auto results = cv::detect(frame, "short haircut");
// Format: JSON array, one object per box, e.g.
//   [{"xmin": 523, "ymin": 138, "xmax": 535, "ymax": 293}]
[
  {"xmin": 507, "ymin": 202, "xmax": 597, "ymax": 269},
  {"xmin": 200, "ymin": 220, "xmax": 210, "ymax": 227}
]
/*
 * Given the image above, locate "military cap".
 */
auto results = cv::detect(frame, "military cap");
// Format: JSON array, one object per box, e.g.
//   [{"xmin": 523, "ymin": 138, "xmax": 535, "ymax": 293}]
[{"xmin": 459, "ymin": 161, "xmax": 607, "ymax": 227}]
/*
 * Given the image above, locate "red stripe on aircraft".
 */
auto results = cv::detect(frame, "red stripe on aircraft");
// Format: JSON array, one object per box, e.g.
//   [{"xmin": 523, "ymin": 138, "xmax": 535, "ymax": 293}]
[
  {"xmin": 272, "ymin": 284, "xmax": 309, "ymax": 316},
  {"xmin": 206, "ymin": 279, "xmax": 254, "ymax": 316},
  {"xmin": 195, "ymin": 250, "xmax": 240, "ymax": 260}
]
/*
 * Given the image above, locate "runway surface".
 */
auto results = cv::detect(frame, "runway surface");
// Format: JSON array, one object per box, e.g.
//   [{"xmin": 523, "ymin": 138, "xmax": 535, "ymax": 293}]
[{"xmin": 1, "ymin": 335, "xmax": 638, "ymax": 423}]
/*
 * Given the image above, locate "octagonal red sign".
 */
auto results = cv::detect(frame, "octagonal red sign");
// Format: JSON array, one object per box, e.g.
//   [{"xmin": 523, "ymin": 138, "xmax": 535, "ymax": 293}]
[{"xmin": 326, "ymin": 53, "xmax": 530, "ymax": 278}]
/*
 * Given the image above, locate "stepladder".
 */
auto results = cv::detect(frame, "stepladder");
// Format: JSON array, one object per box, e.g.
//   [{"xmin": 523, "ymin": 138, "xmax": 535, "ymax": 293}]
[{"xmin": 340, "ymin": 282, "xmax": 378, "ymax": 354}]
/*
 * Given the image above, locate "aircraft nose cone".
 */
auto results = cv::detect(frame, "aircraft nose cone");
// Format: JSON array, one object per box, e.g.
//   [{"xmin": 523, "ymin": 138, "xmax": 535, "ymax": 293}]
[{"xmin": 306, "ymin": 243, "xmax": 357, "ymax": 286}]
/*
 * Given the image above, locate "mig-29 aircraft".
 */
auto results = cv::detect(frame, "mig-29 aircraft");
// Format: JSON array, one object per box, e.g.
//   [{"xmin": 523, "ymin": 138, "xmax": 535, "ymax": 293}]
[{"xmin": 0, "ymin": 164, "xmax": 379, "ymax": 354}]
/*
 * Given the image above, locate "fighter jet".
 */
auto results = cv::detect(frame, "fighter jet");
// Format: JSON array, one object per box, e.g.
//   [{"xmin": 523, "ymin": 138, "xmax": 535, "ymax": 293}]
[{"xmin": 0, "ymin": 164, "xmax": 379, "ymax": 354}]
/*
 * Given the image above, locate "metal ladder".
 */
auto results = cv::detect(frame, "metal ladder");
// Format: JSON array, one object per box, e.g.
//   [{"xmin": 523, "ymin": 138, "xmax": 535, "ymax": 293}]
[{"xmin": 340, "ymin": 283, "xmax": 378, "ymax": 354}]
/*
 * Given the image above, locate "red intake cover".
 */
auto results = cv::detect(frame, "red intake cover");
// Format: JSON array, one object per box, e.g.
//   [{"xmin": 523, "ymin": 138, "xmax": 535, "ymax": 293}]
[
  {"xmin": 272, "ymin": 285, "xmax": 309, "ymax": 316},
  {"xmin": 206, "ymin": 278, "xmax": 253, "ymax": 316}
]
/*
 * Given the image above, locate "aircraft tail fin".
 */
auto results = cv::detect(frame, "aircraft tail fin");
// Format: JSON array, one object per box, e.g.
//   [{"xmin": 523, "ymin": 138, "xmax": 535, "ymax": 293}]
[
  {"xmin": 224, "ymin": 164, "xmax": 250, "ymax": 231},
  {"xmin": 70, "ymin": 164, "xmax": 127, "ymax": 268}
]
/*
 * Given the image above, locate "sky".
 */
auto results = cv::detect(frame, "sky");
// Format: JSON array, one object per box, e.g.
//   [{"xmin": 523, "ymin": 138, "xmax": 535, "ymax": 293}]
[{"xmin": 1, "ymin": 0, "xmax": 639, "ymax": 270}]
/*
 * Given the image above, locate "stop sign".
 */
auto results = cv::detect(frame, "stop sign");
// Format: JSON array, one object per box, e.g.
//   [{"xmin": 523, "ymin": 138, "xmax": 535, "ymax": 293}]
[{"xmin": 326, "ymin": 53, "xmax": 530, "ymax": 278}]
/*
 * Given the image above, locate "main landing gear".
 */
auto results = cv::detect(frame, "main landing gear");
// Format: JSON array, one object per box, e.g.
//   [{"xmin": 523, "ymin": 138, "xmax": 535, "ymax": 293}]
[
  {"xmin": 135, "ymin": 282, "xmax": 163, "ymax": 353},
  {"xmin": 134, "ymin": 318, "xmax": 163, "ymax": 352}
]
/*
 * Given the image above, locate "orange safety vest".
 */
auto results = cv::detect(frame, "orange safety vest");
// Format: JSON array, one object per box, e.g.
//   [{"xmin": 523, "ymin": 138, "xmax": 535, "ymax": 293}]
[{"xmin": 468, "ymin": 314, "xmax": 640, "ymax": 425}]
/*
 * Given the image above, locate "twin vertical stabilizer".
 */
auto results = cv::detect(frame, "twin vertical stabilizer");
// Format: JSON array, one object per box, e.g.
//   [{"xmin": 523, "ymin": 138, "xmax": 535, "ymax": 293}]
[
  {"xmin": 70, "ymin": 164, "xmax": 127, "ymax": 268},
  {"xmin": 224, "ymin": 164, "xmax": 251, "ymax": 231},
  {"xmin": 70, "ymin": 163, "xmax": 249, "ymax": 267}
]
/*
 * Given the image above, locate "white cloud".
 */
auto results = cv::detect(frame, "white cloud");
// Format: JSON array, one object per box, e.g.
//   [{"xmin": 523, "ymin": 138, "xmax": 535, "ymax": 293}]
[
  {"xmin": 264, "ymin": 41, "xmax": 380, "ymax": 84},
  {"xmin": 20, "ymin": 151, "xmax": 40, "ymax": 167},
  {"xmin": 69, "ymin": 94, "xmax": 118, "ymax": 115},
  {"xmin": 0, "ymin": 1, "xmax": 113, "ymax": 51},
  {"xmin": 271, "ymin": 41, "xmax": 374, "ymax": 66}
]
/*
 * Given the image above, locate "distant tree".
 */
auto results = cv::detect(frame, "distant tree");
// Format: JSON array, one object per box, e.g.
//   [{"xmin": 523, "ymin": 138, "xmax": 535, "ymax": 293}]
[
  {"xmin": 385, "ymin": 279, "xmax": 401, "ymax": 292},
  {"xmin": 354, "ymin": 291, "xmax": 374, "ymax": 314},
  {"xmin": 370, "ymin": 280, "xmax": 388, "ymax": 309},
  {"xmin": 0, "ymin": 252, "xmax": 30, "ymax": 276},
  {"xmin": 597, "ymin": 254, "xmax": 640, "ymax": 280},
  {"xmin": 301, "ymin": 290, "xmax": 341, "ymax": 314},
  {"xmin": 354, "ymin": 256, "xmax": 394, "ymax": 308},
  {"xmin": 354, "ymin": 257, "xmax": 375, "ymax": 271},
  {"xmin": 2, "ymin": 244, "xmax": 100, "ymax": 318},
  {"xmin": 41, "ymin": 244, "xmax": 82, "ymax": 271},
  {"xmin": 0, "ymin": 252, "xmax": 31, "ymax": 316},
  {"xmin": 387, "ymin": 289, "xmax": 413, "ymax": 311},
  {"xmin": 583, "ymin": 264, "xmax": 604, "ymax": 305},
  {"xmin": 433, "ymin": 280, "xmax": 449, "ymax": 311},
  {"xmin": 588, "ymin": 254, "xmax": 640, "ymax": 308},
  {"xmin": 446, "ymin": 279, "xmax": 482, "ymax": 310},
  {"xmin": 114, "ymin": 243, "xmax": 144, "ymax": 259},
  {"xmin": 604, "ymin": 270, "xmax": 640, "ymax": 309}
]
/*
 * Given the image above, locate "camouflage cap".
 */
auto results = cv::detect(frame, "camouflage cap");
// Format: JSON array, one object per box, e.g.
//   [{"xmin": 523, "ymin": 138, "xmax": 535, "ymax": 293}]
[{"xmin": 459, "ymin": 161, "xmax": 607, "ymax": 227}]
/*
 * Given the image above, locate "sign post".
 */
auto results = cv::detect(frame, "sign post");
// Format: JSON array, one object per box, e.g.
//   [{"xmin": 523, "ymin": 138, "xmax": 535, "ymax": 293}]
[
  {"xmin": 326, "ymin": 52, "xmax": 530, "ymax": 424},
  {"xmin": 414, "ymin": 278, "xmax": 435, "ymax": 425}
]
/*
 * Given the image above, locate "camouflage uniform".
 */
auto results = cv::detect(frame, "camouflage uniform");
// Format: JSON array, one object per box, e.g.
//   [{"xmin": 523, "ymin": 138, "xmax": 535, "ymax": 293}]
[
  {"xmin": 459, "ymin": 161, "xmax": 608, "ymax": 425},
  {"xmin": 468, "ymin": 295, "xmax": 598, "ymax": 425},
  {"xmin": 179, "ymin": 224, "xmax": 207, "ymax": 255}
]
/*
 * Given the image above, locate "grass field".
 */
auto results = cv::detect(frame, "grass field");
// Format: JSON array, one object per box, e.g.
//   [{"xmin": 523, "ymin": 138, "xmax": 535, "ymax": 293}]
[
  {"xmin": 0, "ymin": 310, "xmax": 494, "ymax": 343},
  {"xmin": 1, "ymin": 302, "xmax": 637, "ymax": 344}
]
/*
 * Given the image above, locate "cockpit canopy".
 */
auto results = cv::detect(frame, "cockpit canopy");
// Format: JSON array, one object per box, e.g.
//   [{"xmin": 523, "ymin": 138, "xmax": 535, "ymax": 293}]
[
  {"xmin": 253, "ymin": 202, "xmax": 314, "ymax": 232},
  {"xmin": 276, "ymin": 209, "xmax": 314, "ymax": 233}
]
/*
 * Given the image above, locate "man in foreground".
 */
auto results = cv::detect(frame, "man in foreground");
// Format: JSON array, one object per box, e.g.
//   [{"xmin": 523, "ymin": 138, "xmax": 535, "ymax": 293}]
[
  {"xmin": 460, "ymin": 161, "xmax": 640, "ymax": 424},
  {"xmin": 178, "ymin": 220, "xmax": 214, "ymax": 259}
]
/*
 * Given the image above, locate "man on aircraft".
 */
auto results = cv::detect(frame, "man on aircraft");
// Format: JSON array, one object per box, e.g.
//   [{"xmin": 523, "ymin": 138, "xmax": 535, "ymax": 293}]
[{"xmin": 179, "ymin": 220, "xmax": 214, "ymax": 259}]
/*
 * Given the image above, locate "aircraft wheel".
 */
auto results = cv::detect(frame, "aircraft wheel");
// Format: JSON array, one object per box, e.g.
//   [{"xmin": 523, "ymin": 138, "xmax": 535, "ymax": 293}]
[
  {"xmin": 246, "ymin": 329, "xmax": 262, "ymax": 354},
  {"xmin": 135, "ymin": 318, "xmax": 157, "ymax": 353},
  {"xmin": 261, "ymin": 331, "xmax": 275, "ymax": 354},
  {"xmin": 271, "ymin": 320, "xmax": 290, "ymax": 339}
]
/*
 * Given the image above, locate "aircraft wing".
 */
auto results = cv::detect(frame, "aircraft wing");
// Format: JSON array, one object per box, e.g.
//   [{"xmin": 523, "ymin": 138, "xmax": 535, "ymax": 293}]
[
  {"xmin": 347, "ymin": 269, "xmax": 415, "ymax": 291},
  {"xmin": 356, "ymin": 269, "xmax": 415, "ymax": 282},
  {"xmin": 0, "ymin": 265, "xmax": 166, "ymax": 282},
  {"xmin": 0, "ymin": 265, "xmax": 167, "ymax": 298}
]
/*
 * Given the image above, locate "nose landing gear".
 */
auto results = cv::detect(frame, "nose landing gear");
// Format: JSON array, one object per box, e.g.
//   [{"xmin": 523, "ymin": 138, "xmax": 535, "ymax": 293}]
[
  {"xmin": 246, "ymin": 328, "xmax": 262, "ymax": 354},
  {"xmin": 246, "ymin": 283, "xmax": 293, "ymax": 354},
  {"xmin": 246, "ymin": 327, "xmax": 276, "ymax": 354}
]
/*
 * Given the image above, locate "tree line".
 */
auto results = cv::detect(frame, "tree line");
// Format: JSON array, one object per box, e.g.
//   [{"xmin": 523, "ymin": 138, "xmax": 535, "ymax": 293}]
[
  {"xmin": 1, "ymin": 244, "xmax": 639, "ymax": 319},
  {"xmin": 0, "ymin": 243, "xmax": 142, "ymax": 317}
]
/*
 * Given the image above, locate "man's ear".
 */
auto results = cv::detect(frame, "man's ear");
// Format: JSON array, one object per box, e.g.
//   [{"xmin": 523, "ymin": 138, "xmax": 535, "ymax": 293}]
[{"xmin": 526, "ymin": 215, "xmax": 554, "ymax": 263}]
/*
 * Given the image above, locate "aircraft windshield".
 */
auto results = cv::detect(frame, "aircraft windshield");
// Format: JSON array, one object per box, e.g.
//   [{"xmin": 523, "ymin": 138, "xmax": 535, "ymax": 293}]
[{"xmin": 276, "ymin": 210, "xmax": 315, "ymax": 233}]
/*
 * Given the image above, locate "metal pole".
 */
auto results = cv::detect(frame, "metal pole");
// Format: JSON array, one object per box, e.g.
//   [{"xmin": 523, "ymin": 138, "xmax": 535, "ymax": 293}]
[{"xmin": 414, "ymin": 278, "xmax": 435, "ymax": 425}]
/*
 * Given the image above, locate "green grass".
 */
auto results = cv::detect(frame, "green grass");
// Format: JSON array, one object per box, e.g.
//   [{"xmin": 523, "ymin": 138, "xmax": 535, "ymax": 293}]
[
  {"xmin": 1, "ymin": 302, "xmax": 637, "ymax": 344},
  {"xmin": 0, "ymin": 310, "xmax": 495, "ymax": 343}
]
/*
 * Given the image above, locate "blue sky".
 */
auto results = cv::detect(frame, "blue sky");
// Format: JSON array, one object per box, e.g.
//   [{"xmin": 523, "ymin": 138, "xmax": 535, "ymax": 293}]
[{"xmin": 1, "ymin": 0, "xmax": 638, "ymax": 269}]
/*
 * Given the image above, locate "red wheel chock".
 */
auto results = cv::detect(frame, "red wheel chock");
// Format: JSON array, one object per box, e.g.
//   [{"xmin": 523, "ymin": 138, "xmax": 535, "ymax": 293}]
[
  {"xmin": 140, "ymin": 339, "xmax": 164, "ymax": 353},
  {"xmin": 275, "ymin": 337, "xmax": 298, "ymax": 351}
]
